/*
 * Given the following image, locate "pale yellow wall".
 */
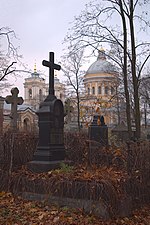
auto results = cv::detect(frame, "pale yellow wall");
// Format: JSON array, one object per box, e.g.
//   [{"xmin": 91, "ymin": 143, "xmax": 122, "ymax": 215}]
[{"xmin": 81, "ymin": 70, "xmax": 118, "ymax": 126}]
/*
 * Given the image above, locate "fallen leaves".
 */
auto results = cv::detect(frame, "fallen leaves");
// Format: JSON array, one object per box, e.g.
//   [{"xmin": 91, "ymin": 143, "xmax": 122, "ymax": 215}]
[
  {"xmin": 0, "ymin": 192, "xmax": 150, "ymax": 225},
  {"xmin": 11, "ymin": 164, "xmax": 128, "ymax": 185}
]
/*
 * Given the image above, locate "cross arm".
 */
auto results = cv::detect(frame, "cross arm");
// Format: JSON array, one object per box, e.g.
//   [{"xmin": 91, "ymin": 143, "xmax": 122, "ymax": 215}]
[
  {"xmin": 42, "ymin": 60, "xmax": 61, "ymax": 71},
  {"xmin": 17, "ymin": 97, "xmax": 24, "ymax": 105},
  {"xmin": 5, "ymin": 95, "xmax": 13, "ymax": 104}
]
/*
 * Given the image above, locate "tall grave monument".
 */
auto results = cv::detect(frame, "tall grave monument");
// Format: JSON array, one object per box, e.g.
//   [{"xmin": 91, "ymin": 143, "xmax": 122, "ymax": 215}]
[{"xmin": 28, "ymin": 52, "xmax": 66, "ymax": 172}]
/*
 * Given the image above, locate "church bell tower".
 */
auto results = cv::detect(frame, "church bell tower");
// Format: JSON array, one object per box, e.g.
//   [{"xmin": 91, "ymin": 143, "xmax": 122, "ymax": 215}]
[{"xmin": 24, "ymin": 64, "xmax": 46, "ymax": 109}]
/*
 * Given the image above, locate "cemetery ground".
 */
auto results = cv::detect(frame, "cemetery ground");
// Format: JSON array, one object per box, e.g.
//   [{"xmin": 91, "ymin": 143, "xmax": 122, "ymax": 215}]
[
  {"xmin": 0, "ymin": 191, "xmax": 150, "ymax": 224},
  {"xmin": 0, "ymin": 131, "xmax": 150, "ymax": 224}
]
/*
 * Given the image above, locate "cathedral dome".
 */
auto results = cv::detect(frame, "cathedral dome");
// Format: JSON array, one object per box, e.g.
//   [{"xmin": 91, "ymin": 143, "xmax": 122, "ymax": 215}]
[{"xmin": 86, "ymin": 49, "xmax": 117, "ymax": 75}]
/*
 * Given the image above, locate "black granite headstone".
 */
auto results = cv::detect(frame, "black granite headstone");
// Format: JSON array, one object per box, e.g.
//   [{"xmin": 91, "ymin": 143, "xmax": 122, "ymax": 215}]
[
  {"xmin": 28, "ymin": 52, "xmax": 66, "ymax": 172},
  {"xmin": 34, "ymin": 98, "xmax": 65, "ymax": 162},
  {"xmin": 88, "ymin": 115, "xmax": 108, "ymax": 146}
]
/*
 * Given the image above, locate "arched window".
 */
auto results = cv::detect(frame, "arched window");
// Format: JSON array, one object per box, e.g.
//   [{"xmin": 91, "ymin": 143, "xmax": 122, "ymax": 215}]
[
  {"xmin": 88, "ymin": 87, "xmax": 90, "ymax": 95},
  {"xmin": 29, "ymin": 89, "xmax": 32, "ymax": 98},
  {"xmin": 111, "ymin": 87, "xmax": 115, "ymax": 95},
  {"xmin": 105, "ymin": 86, "xmax": 109, "ymax": 95},
  {"xmin": 92, "ymin": 87, "xmax": 95, "ymax": 95},
  {"xmin": 23, "ymin": 118, "xmax": 30, "ymax": 131},
  {"xmin": 98, "ymin": 86, "xmax": 101, "ymax": 94},
  {"xmin": 39, "ymin": 89, "xmax": 42, "ymax": 101}
]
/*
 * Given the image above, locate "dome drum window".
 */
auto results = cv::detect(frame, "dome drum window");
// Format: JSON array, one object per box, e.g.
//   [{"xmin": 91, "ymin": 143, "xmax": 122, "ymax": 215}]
[
  {"xmin": 88, "ymin": 87, "xmax": 90, "ymax": 95},
  {"xmin": 111, "ymin": 87, "xmax": 115, "ymax": 95},
  {"xmin": 105, "ymin": 86, "xmax": 109, "ymax": 95},
  {"xmin": 92, "ymin": 87, "xmax": 95, "ymax": 95},
  {"xmin": 98, "ymin": 86, "xmax": 101, "ymax": 94}
]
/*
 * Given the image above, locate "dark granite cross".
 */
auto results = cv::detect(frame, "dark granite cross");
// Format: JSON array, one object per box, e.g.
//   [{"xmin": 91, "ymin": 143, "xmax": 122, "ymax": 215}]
[
  {"xmin": 5, "ymin": 87, "xmax": 24, "ymax": 131},
  {"xmin": 42, "ymin": 52, "xmax": 61, "ymax": 95}
]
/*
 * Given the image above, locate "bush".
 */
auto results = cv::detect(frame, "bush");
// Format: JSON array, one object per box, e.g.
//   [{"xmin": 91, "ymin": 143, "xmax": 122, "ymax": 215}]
[{"xmin": 0, "ymin": 131, "xmax": 38, "ymax": 171}]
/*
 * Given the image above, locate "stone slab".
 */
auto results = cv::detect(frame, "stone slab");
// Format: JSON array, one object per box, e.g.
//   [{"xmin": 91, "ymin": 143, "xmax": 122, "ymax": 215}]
[
  {"xmin": 27, "ymin": 160, "xmax": 72, "ymax": 173},
  {"xmin": 21, "ymin": 192, "xmax": 110, "ymax": 220}
]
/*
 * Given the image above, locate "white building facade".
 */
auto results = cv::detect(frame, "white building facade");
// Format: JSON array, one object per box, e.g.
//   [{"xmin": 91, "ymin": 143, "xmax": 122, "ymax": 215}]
[{"xmin": 24, "ymin": 64, "xmax": 66, "ymax": 110}]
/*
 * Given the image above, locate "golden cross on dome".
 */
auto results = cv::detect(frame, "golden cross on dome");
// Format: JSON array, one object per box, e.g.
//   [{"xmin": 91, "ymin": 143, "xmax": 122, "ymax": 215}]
[{"xmin": 34, "ymin": 61, "xmax": 37, "ymax": 73}]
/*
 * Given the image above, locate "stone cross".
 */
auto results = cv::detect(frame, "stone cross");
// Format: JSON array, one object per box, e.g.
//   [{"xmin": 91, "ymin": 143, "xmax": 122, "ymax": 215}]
[
  {"xmin": 42, "ymin": 52, "xmax": 61, "ymax": 95},
  {"xmin": 5, "ymin": 87, "xmax": 24, "ymax": 131}
]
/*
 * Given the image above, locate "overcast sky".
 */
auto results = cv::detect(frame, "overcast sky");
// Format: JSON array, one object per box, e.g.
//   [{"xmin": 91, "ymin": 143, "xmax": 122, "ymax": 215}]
[
  {"xmin": 1, "ymin": 0, "xmax": 150, "ymax": 97},
  {"xmin": 1, "ymin": 0, "xmax": 90, "ymax": 96}
]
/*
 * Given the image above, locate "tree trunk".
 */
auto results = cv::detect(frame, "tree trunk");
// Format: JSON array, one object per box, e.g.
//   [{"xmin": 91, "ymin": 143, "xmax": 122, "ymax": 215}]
[
  {"xmin": 119, "ymin": 0, "xmax": 132, "ymax": 138},
  {"xmin": 77, "ymin": 91, "xmax": 81, "ymax": 131},
  {"xmin": 129, "ymin": 0, "xmax": 141, "ymax": 139},
  {"xmin": 116, "ymin": 86, "xmax": 121, "ymax": 125}
]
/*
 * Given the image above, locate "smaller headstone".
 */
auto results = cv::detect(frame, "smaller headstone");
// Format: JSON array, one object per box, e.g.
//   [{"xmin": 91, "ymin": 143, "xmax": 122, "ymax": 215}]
[
  {"xmin": 5, "ymin": 87, "xmax": 24, "ymax": 131},
  {"xmin": 89, "ymin": 115, "xmax": 108, "ymax": 146},
  {"xmin": 112, "ymin": 121, "xmax": 130, "ymax": 141}
]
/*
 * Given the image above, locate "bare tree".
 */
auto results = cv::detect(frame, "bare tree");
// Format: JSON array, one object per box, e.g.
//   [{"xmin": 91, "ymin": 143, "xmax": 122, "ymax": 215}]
[
  {"xmin": 139, "ymin": 73, "xmax": 150, "ymax": 128},
  {"xmin": 0, "ymin": 27, "xmax": 22, "ymax": 90},
  {"xmin": 64, "ymin": 0, "xmax": 150, "ymax": 139},
  {"xmin": 0, "ymin": 61, "xmax": 17, "ymax": 82},
  {"xmin": 61, "ymin": 50, "xmax": 85, "ymax": 131}
]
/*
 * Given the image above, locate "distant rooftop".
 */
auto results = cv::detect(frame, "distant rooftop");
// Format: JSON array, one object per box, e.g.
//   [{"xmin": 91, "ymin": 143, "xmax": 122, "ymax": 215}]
[
  {"xmin": 4, "ymin": 101, "xmax": 35, "ymax": 111},
  {"xmin": 86, "ymin": 49, "xmax": 118, "ymax": 75}
]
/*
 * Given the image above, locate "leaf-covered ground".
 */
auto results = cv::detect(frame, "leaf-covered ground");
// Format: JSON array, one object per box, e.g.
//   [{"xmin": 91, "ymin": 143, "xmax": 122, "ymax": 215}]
[{"xmin": 0, "ymin": 192, "xmax": 150, "ymax": 225}]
